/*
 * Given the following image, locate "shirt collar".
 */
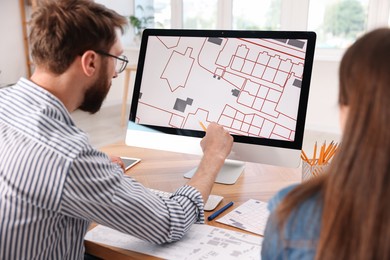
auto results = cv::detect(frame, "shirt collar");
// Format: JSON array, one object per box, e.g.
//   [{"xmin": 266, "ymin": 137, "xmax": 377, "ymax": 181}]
[{"xmin": 17, "ymin": 77, "xmax": 75, "ymax": 126}]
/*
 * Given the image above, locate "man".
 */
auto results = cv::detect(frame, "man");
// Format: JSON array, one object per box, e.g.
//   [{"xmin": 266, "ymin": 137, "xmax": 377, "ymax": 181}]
[{"xmin": 0, "ymin": 1, "xmax": 233, "ymax": 259}]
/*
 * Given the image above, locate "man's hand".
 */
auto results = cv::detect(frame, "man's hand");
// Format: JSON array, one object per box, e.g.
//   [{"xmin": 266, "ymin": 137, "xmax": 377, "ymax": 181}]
[
  {"xmin": 188, "ymin": 122, "xmax": 233, "ymax": 201},
  {"xmin": 200, "ymin": 122, "xmax": 233, "ymax": 160},
  {"xmin": 109, "ymin": 155, "xmax": 125, "ymax": 171}
]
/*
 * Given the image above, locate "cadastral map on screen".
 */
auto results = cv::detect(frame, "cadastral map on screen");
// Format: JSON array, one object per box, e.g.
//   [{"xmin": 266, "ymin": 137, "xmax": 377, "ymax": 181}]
[{"xmin": 136, "ymin": 36, "xmax": 308, "ymax": 142}]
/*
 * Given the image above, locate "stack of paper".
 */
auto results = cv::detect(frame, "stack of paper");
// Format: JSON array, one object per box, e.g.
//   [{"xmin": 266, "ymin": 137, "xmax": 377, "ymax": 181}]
[{"xmin": 216, "ymin": 199, "xmax": 270, "ymax": 235}]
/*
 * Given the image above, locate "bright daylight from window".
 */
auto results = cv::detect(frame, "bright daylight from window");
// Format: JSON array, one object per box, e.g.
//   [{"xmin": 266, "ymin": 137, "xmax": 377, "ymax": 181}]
[
  {"xmin": 182, "ymin": 0, "xmax": 218, "ymax": 29},
  {"xmin": 232, "ymin": 0, "xmax": 281, "ymax": 30},
  {"xmin": 134, "ymin": 0, "xmax": 383, "ymax": 50},
  {"xmin": 308, "ymin": 0, "xmax": 369, "ymax": 49}
]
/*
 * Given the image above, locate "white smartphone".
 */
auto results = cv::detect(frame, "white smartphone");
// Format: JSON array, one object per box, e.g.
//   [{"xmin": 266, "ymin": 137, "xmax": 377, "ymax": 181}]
[{"xmin": 120, "ymin": 157, "xmax": 141, "ymax": 171}]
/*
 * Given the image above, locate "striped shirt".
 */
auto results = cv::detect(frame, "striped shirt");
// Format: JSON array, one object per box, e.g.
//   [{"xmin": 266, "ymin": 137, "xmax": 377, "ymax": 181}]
[{"xmin": 0, "ymin": 78, "xmax": 204, "ymax": 260}]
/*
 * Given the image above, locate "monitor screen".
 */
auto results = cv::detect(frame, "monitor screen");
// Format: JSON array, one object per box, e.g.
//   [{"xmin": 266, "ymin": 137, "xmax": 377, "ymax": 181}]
[{"xmin": 126, "ymin": 29, "xmax": 316, "ymax": 168}]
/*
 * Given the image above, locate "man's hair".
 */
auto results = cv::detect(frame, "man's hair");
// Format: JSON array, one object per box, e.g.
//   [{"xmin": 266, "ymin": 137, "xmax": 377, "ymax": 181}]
[{"xmin": 29, "ymin": 0, "xmax": 128, "ymax": 74}]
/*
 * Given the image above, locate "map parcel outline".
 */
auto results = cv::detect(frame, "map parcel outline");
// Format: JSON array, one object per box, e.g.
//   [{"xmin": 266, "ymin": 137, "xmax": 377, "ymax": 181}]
[{"xmin": 137, "ymin": 36, "xmax": 307, "ymax": 141}]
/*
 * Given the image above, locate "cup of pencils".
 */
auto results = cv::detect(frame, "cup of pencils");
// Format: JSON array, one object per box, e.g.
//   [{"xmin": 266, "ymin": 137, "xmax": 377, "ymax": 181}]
[{"xmin": 301, "ymin": 141, "xmax": 338, "ymax": 181}]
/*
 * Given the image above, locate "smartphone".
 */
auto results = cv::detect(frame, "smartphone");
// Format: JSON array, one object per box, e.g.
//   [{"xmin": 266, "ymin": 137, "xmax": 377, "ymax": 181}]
[{"xmin": 120, "ymin": 157, "xmax": 141, "ymax": 171}]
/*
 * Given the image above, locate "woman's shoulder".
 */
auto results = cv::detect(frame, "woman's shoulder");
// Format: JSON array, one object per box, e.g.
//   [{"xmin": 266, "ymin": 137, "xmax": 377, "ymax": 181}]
[
  {"xmin": 268, "ymin": 184, "xmax": 299, "ymax": 211},
  {"xmin": 261, "ymin": 184, "xmax": 323, "ymax": 259},
  {"xmin": 268, "ymin": 184, "xmax": 322, "ymax": 213},
  {"xmin": 268, "ymin": 183, "xmax": 323, "ymax": 240}
]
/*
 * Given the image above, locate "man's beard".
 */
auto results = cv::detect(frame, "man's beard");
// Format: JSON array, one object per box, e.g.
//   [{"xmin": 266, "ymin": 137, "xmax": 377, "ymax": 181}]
[{"xmin": 79, "ymin": 63, "xmax": 111, "ymax": 114}]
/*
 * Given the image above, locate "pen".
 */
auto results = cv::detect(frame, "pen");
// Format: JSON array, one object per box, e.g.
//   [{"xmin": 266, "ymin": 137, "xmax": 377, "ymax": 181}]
[
  {"xmin": 207, "ymin": 201, "xmax": 234, "ymax": 221},
  {"xmin": 199, "ymin": 121, "xmax": 207, "ymax": 131}
]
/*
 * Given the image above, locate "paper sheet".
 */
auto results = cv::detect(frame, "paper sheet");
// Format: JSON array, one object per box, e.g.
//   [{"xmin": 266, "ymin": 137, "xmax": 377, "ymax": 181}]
[
  {"xmin": 85, "ymin": 223, "xmax": 262, "ymax": 260},
  {"xmin": 216, "ymin": 199, "xmax": 270, "ymax": 235}
]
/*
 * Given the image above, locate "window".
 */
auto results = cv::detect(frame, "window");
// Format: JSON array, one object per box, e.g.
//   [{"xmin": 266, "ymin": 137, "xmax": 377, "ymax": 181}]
[
  {"xmin": 133, "ymin": 0, "xmax": 170, "ymax": 29},
  {"xmin": 232, "ymin": 0, "xmax": 281, "ymax": 30},
  {"xmin": 151, "ymin": 0, "xmax": 171, "ymax": 29},
  {"xmin": 130, "ymin": 0, "xmax": 390, "ymax": 56},
  {"xmin": 307, "ymin": 0, "xmax": 369, "ymax": 49},
  {"xmin": 182, "ymin": 0, "xmax": 218, "ymax": 29}
]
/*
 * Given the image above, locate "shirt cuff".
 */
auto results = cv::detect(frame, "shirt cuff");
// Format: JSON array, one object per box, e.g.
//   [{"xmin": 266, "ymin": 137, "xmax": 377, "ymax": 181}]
[{"xmin": 172, "ymin": 185, "xmax": 205, "ymax": 224}]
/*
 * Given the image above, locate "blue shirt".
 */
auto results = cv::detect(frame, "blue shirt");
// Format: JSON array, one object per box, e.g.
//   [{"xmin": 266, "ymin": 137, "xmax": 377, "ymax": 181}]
[
  {"xmin": 0, "ymin": 78, "xmax": 204, "ymax": 260},
  {"xmin": 261, "ymin": 184, "xmax": 323, "ymax": 260}
]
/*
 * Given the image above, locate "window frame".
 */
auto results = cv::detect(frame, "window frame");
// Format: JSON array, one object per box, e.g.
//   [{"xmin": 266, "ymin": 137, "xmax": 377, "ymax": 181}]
[{"xmin": 131, "ymin": 0, "xmax": 390, "ymax": 60}]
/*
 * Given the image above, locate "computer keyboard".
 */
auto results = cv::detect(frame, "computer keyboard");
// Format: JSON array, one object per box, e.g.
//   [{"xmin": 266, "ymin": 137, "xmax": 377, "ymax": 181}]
[
  {"xmin": 148, "ymin": 188, "xmax": 172, "ymax": 198},
  {"xmin": 148, "ymin": 188, "xmax": 223, "ymax": 211}
]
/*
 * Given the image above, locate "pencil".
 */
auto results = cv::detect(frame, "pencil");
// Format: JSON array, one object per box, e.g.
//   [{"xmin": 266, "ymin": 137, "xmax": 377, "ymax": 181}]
[
  {"xmin": 324, "ymin": 143, "xmax": 338, "ymax": 163},
  {"xmin": 323, "ymin": 141, "xmax": 334, "ymax": 158},
  {"xmin": 318, "ymin": 142, "xmax": 326, "ymax": 165},
  {"xmin": 313, "ymin": 141, "xmax": 317, "ymax": 164},
  {"xmin": 301, "ymin": 150, "xmax": 310, "ymax": 164},
  {"xmin": 199, "ymin": 121, "xmax": 207, "ymax": 131}
]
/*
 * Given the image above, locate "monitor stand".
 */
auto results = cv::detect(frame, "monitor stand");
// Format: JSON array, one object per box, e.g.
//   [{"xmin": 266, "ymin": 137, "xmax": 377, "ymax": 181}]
[{"xmin": 183, "ymin": 159, "xmax": 245, "ymax": 185}]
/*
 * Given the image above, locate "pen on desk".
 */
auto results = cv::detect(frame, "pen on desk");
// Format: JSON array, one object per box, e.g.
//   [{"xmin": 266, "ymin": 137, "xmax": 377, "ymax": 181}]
[
  {"xmin": 207, "ymin": 201, "xmax": 234, "ymax": 221},
  {"xmin": 199, "ymin": 121, "xmax": 207, "ymax": 131}
]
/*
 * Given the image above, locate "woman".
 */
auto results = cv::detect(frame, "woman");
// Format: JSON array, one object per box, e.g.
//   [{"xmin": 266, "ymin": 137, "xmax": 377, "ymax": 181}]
[{"xmin": 261, "ymin": 28, "xmax": 390, "ymax": 260}]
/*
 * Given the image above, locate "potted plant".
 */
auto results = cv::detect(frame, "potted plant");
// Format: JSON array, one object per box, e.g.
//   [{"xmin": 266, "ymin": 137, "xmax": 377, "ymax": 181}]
[{"xmin": 129, "ymin": 5, "xmax": 154, "ymax": 41}]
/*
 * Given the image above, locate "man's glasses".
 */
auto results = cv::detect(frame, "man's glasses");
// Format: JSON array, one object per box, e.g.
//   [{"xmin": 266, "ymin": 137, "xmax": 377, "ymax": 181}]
[{"xmin": 95, "ymin": 50, "xmax": 129, "ymax": 74}]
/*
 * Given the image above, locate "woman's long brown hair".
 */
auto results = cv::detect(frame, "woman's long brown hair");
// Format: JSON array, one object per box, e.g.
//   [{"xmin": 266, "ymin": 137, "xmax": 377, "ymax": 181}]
[{"xmin": 276, "ymin": 28, "xmax": 390, "ymax": 259}]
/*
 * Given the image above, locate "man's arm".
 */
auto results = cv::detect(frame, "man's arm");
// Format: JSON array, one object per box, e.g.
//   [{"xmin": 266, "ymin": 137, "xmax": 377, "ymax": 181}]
[
  {"xmin": 61, "ymin": 149, "xmax": 206, "ymax": 244},
  {"xmin": 108, "ymin": 155, "xmax": 125, "ymax": 171},
  {"xmin": 61, "ymin": 123, "xmax": 232, "ymax": 244},
  {"xmin": 187, "ymin": 122, "xmax": 233, "ymax": 203}
]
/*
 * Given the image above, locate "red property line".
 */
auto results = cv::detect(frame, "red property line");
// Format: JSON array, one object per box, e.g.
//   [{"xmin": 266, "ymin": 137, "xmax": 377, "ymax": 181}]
[
  {"xmin": 156, "ymin": 36, "xmax": 181, "ymax": 49},
  {"xmin": 219, "ymin": 112, "xmax": 294, "ymax": 133},
  {"xmin": 139, "ymin": 100, "xmax": 294, "ymax": 140},
  {"xmin": 217, "ymin": 104, "xmax": 295, "ymax": 133},
  {"xmin": 139, "ymin": 101, "xmax": 185, "ymax": 127},
  {"xmin": 261, "ymin": 38, "xmax": 306, "ymax": 54},
  {"xmin": 238, "ymin": 38, "xmax": 305, "ymax": 61},
  {"xmin": 160, "ymin": 48, "xmax": 195, "ymax": 92}
]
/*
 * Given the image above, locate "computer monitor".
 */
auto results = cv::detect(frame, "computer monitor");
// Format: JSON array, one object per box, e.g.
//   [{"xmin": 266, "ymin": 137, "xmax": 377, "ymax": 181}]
[{"xmin": 126, "ymin": 29, "xmax": 316, "ymax": 183}]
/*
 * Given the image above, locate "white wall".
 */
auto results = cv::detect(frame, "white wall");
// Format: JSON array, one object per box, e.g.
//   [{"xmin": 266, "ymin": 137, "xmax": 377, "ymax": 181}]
[
  {"xmin": 104, "ymin": 47, "xmax": 140, "ymax": 107},
  {"xmin": 306, "ymin": 60, "xmax": 340, "ymax": 133},
  {"xmin": 0, "ymin": 0, "xmax": 26, "ymax": 86},
  {"xmin": 0, "ymin": 0, "xmax": 341, "ymax": 135}
]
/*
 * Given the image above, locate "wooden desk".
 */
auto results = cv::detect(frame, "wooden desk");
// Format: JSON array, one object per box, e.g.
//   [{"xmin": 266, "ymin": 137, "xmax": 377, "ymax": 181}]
[{"xmin": 85, "ymin": 142, "xmax": 302, "ymax": 259}]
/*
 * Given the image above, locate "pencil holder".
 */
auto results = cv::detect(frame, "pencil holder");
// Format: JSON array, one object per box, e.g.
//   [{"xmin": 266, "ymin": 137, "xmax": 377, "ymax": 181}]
[{"xmin": 301, "ymin": 160, "xmax": 328, "ymax": 182}]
